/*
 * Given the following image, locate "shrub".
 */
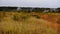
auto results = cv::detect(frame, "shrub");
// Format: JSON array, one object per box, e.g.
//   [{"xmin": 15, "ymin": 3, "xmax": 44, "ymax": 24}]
[
  {"xmin": 32, "ymin": 15, "xmax": 40, "ymax": 19},
  {"xmin": 13, "ymin": 15, "xmax": 19, "ymax": 21}
]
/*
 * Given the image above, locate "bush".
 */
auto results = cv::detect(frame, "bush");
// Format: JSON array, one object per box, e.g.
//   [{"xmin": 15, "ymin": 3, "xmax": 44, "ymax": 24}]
[
  {"xmin": 32, "ymin": 15, "xmax": 40, "ymax": 19},
  {"xmin": 13, "ymin": 15, "xmax": 19, "ymax": 21}
]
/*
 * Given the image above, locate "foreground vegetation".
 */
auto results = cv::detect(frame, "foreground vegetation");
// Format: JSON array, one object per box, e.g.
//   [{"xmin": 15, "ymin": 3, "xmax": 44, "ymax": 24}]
[{"xmin": 0, "ymin": 11, "xmax": 60, "ymax": 34}]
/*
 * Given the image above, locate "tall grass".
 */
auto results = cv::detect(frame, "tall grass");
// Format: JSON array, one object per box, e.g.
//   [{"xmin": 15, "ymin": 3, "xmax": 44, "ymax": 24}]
[{"xmin": 0, "ymin": 11, "xmax": 59, "ymax": 34}]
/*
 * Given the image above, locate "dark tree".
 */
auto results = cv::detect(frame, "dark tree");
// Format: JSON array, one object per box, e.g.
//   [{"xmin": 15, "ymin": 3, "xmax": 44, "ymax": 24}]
[{"xmin": 56, "ymin": 8, "xmax": 60, "ymax": 12}]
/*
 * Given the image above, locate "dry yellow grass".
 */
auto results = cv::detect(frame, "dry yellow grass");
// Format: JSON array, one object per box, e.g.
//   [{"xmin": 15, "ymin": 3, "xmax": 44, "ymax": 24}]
[{"xmin": 0, "ymin": 11, "xmax": 59, "ymax": 34}]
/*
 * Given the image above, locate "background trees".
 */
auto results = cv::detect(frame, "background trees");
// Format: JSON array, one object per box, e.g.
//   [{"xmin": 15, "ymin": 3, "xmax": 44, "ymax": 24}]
[{"xmin": 0, "ymin": 7, "xmax": 60, "ymax": 13}]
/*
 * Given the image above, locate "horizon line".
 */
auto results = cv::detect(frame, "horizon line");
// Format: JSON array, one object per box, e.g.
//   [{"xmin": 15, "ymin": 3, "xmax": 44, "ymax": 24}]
[{"xmin": 0, "ymin": 6, "xmax": 60, "ymax": 8}]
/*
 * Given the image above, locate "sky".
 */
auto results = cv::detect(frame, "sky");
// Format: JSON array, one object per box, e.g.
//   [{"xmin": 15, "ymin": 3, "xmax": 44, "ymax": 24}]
[{"xmin": 0, "ymin": 0, "xmax": 60, "ymax": 8}]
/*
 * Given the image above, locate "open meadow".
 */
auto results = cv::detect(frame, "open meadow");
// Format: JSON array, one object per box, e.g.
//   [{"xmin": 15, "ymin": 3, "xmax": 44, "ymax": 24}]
[{"xmin": 0, "ymin": 11, "xmax": 60, "ymax": 34}]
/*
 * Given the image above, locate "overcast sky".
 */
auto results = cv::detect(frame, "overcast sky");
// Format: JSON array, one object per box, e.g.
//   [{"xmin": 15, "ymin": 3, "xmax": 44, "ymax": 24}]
[{"xmin": 0, "ymin": 0, "xmax": 60, "ymax": 8}]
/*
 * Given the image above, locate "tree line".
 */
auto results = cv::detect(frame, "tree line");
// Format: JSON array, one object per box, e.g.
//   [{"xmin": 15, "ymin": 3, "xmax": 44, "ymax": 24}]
[{"xmin": 0, "ymin": 7, "xmax": 60, "ymax": 12}]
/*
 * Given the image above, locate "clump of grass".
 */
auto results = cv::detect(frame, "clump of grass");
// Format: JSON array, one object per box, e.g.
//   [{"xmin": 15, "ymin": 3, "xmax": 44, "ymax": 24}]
[
  {"xmin": 13, "ymin": 15, "xmax": 29, "ymax": 21},
  {"xmin": 0, "ymin": 16, "xmax": 3, "ymax": 22},
  {"xmin": 0, "ymin": 12, "xmax": 7, "ymax": 22},
  {"xmin": 0, "ymin": 30, "xmax": 19, "ymax": 34},
  {"xmin": 32, "ymin": 15, "xmax": 40, "ymax": 19},
  {"xmin": 0, "ymin": 18, "xmax": 2, "ymax": 22},
  {"xmin": 57, "ymin": 18, "xmax": 60, "ymax": 24},
  {"xmin": 13, "ymin": 15, "xmax": 19, "ymax": 21},
  {"xmin": 57, "ymin": 30, "xmax": 60, "ymax": 34},
  {"xmin": 21, "ymin": 16, "xmax": 28, "ymax": 20}
]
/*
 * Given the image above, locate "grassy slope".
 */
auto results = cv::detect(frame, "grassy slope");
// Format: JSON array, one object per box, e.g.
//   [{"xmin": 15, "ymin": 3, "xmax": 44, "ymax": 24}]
[{"xmin": 0, "ymin": 11, "xmax": 59, "ymax": 34}]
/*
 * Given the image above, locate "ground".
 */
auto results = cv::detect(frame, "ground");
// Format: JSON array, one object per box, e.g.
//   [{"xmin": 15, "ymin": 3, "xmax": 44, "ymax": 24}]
[{"xmin": 0, "ymin": 11, "xmax": 60, "ymax": 34}]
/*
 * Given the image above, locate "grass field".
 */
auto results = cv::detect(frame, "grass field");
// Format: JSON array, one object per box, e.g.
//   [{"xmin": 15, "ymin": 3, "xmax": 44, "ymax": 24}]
[{"xmin": 0, "ymin": 11, "xmax": 60, "ymax": 34}]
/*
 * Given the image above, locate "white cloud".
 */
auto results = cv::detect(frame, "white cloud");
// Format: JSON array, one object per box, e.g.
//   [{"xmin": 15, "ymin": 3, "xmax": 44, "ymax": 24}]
[{"xmin": 0, "ymin": 0, "xmax": 60, "ymax": 8}]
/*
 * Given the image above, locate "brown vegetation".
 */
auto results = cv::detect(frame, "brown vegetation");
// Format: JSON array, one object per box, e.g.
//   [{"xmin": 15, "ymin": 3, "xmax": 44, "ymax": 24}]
[{"xmin": 0, "ymin": 11, "xmax": 59, "ymax": 34}]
